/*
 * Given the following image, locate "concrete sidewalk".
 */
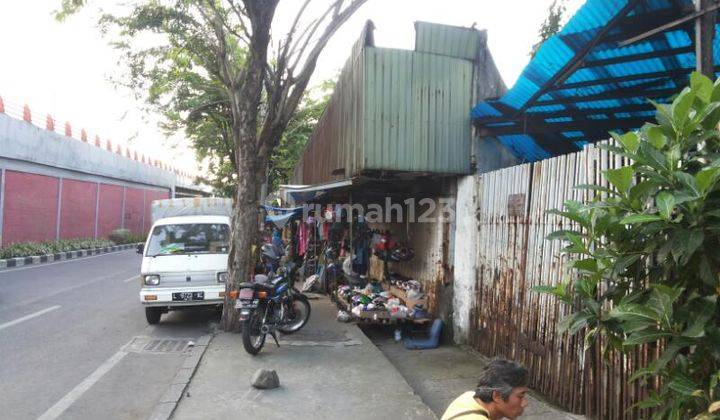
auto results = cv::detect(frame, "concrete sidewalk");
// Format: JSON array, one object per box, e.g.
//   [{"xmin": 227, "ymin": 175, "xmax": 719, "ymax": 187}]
[
  {"xmin": 363, "ymin": 327, "xmax": 585, "ymax": 420},
  {"xmin": 172, "ymin": 296, "xmax": 436, "ymax": 419}
]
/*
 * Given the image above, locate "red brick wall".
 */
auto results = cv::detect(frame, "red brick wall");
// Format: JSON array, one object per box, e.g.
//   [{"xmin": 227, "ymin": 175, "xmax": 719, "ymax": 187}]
[
  {"xmin": 59, "ymin": 179, "xmax": 97, "ymax": 239},
  {"xmin": 1, "ymin": 170, "xmax": 171, "ymax": 246},
  {"xmin": 97, "ymin": 184, "xmax": 124, "ymax": 238},
  {"xmin": 123, "ymin": 187, "xmax": 144, "ymax": 235},
  {"xmin": 3, "ymin": 171, "xmax": 59, "ymax": 245}
]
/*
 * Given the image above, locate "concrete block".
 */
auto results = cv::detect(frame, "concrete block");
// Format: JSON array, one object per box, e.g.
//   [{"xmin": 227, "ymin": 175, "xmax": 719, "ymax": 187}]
[
  {"xmin": 159, "ymin": 383, "xmax": 187, "ymax": 403},
  {"xmin": 13, "ymin": 258, "xmax": 24, "ymax": 267},
  {"xmin": 182, "ymin": 352, "xmax": 203, "ymax": 369},
  {"xmin": 148, "ymin": 402, "xmax": 176, "ymax": 420},
  {"xmin": 171, "ymin": 368, "xmax": 194, "ymax": 385},
  {"xmin": 194, "ymin": 335, "xmax": 212, "ymax": 347},
  {"xmin": 31, "ymin": 256, "xmax": 40, "ymax": 264},
  {"xmin": 0, "ymin": 260, "xmax": 6, "ymax": 269}
]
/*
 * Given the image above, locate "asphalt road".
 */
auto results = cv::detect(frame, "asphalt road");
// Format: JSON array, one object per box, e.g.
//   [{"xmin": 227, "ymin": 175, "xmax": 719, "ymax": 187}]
[{"xmin": 0, "ymin": 250, "xmax": 218, "ymax": 420}]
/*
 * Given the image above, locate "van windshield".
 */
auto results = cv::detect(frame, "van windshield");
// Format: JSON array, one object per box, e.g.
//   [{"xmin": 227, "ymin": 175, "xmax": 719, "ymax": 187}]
[{"xmin": 146, "ymin": 223, "xmax": 230, "ymax": 256}]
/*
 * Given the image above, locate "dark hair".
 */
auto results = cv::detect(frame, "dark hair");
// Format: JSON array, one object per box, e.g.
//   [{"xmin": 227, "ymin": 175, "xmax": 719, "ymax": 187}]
[{"xmin": 474, "ymin": 359, "xmax": 528, "ymax": 403}]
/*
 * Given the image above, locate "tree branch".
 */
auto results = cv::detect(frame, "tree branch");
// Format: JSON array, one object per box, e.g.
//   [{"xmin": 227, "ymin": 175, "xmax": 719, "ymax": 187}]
[{"xmin": 256, "ymin": 0, "xmax": 367, "ymax": 159}]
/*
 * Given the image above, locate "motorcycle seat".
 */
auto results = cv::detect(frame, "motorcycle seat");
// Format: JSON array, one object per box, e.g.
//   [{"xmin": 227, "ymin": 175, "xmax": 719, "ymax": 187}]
[{"xmin": 238, "ymin": 282, "xmax": 275, "ymax": 293}]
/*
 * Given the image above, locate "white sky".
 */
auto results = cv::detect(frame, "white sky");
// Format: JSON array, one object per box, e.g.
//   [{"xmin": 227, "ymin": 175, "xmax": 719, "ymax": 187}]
[{"xmin": 0, "ymin": 0, "xmax": 584, "ymax": 175}]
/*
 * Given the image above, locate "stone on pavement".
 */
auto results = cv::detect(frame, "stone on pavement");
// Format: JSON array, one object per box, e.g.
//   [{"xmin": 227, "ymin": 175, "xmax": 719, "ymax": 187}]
[{"xmin": 252, "ymin": 368, "xmax": 280, "ymax": 389}]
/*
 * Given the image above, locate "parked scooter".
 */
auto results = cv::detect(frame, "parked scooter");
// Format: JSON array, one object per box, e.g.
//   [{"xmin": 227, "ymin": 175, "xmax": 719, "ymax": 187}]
[{"xmin": 234, "ymin": 263, "xmax": 311, "ymax": 355}]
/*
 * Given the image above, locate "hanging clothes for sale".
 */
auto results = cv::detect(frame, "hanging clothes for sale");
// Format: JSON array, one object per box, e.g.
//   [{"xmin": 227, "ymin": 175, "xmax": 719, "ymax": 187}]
[
  {"xmin": 352, "ymin": 215, "xmax": 372, "ymax": 275},
  {"xmin": 298, "ymin": 220, "xmax": 309, "ymax": 256}
]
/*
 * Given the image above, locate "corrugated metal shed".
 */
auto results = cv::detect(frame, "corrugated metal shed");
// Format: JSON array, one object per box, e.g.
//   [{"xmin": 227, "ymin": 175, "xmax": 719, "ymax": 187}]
[
  {"xmin": 415, "ymin": 21, "xmax": 481, "ymax": 61},
  {"xmin": 294, "ymin": 21, "xmax": 486, "ymax": 185},
  {"xmin": 471, "ymin": 0, "xmax": 716, "ymax": 162},
  {"xmin": 363, "ymin": 47, "xmax": 473, "ymax": 173}
]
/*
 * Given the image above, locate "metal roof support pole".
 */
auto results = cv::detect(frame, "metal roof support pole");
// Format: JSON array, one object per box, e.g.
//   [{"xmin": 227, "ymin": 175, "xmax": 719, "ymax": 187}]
[{"xmin": 695, "ymin": 0, "xmax": 717, "ymax": 78}]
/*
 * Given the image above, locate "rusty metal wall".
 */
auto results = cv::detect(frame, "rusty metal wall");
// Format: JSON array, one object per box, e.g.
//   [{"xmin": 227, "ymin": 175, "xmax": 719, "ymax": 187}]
[{"xmin": 471, "ymin": 144, "xmax": 658, "ymax": 418}]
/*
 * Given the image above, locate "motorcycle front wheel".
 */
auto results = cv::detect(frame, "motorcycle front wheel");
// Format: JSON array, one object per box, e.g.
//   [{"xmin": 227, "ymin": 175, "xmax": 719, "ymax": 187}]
[
  {"xmin": 242, "ymin": 310, "xmax": 266, "ymax": 355},
  {"xmin": 278, "ymin": 295, "xmax": 311, "ymax": 334}
]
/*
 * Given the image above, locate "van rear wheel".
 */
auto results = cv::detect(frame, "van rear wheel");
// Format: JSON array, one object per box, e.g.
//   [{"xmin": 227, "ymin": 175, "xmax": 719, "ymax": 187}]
[{"xmin": 145, "ymin": 307, "xmax": 162, "ymax": 324}]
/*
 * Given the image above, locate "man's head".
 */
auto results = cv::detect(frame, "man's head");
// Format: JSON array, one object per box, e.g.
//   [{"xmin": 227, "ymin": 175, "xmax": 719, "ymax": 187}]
[{"xmin": 474, "ymin": 359, "xmax": 529, "ymax": 419}]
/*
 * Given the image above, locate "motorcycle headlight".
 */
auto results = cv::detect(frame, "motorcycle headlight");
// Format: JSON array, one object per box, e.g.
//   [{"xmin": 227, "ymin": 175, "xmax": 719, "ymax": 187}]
[
  {"xmin": 144, "ymin": 275, "xmax": 160, "ymax": 286},
  {"xmin": 217, "ymin": 272, "xmax": 229, "ymax": 283}
]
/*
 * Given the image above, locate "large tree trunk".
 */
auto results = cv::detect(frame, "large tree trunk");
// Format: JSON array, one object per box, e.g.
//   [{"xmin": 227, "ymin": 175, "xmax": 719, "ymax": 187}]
[{"xmin": 221, "ymin": 152, "xmax": 265, "ymax": 331}]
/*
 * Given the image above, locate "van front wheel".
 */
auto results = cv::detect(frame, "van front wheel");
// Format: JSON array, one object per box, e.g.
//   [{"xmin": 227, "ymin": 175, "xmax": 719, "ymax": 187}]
[{"xmin": 145, "ymin": 307, "xmax": 162, "ymax": 324}]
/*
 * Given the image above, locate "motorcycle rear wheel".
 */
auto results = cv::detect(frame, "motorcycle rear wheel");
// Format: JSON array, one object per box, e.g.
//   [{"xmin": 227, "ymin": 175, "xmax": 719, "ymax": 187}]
[
  {"xmin": 278, "ymin": 295, "xmax": 311, "ymax": 335},
  {"xmin": 242, "ymin": 311, "xmax": 266, "ymax": 355}
]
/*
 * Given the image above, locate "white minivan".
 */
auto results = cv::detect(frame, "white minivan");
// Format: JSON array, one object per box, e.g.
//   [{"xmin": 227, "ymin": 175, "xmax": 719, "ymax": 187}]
[{"xmin": 138, "ymin": 199, "xmax": 232, "ymax": 324}]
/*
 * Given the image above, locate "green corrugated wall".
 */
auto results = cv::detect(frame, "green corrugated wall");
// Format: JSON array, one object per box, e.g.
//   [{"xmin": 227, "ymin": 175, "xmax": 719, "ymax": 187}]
[
  {"xmin": 293, "ymin": 22, "xmax": 476, "ymax": 184},
  {"xmin": 415, "ymin": 21, "xmax": 480, "ymax": 61},
  {"xmin": 363, "ymin": 47, "xmax": 472, "ymax": 173}
]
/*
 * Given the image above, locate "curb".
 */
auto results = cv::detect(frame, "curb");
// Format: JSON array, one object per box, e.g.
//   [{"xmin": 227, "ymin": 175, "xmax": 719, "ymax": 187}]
[
  {"xmin": 148, "ymin": 333, "xmax": 215, "ymax": 420},
  {"xmin": 0, "ymin": 243, "xmax": 141, "ymax": 270}
]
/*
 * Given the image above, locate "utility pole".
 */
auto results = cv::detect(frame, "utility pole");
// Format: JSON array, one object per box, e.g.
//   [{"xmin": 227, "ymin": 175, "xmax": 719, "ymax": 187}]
[{"xmin": 696, "ymin": 0, "xmax": 717, "ymax": 78}]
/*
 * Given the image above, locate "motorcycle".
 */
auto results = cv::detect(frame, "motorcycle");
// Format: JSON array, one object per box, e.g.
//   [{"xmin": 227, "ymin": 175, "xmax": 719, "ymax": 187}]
[{"xmin": 234, "ymin": 262, "xmax": 311, "ymax": 355}]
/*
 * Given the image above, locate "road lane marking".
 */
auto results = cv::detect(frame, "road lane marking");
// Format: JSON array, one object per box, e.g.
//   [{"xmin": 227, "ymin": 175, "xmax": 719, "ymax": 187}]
[
  {"xmin": 123, "ymin": 275, "xmax": 139, "ymax": 283},
  {"xmin": 37, "ymin": 346, "xmax": 130, "ymax": 420},
  {"xmin": 2, "ymin": 271, "xmax": 139, "ymax": 314},
  {"xmin": 0, "ymin": 305, "xmax": 61, "ymax": 331},
  {"xmin": 0, "ymin": 250, "xmax": 136, "ymax": 274}
]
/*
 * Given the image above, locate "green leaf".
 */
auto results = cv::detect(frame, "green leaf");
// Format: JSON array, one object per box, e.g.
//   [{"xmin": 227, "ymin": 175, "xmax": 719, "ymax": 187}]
[
  {"xmin": 691, "ymin": 71, "xmax": 714, "ymax": 103},
  {"xmin": 624, "ymin": 330, "xmax": 671, "ymax": 346},
  {"xmin": 672, "ymin": 229, "xmax": 705, "ymax": 264},
  {"xmin": 629, "ymin": 365, "xmax": 656, "ymax": 383},
  {"xmin": 656, "ymin": 191, "xmax": 676, "ymax": 220},
  {"xmin": 612, "ymin": 131, "xmax": 639, "ymax": 154},
  {"xmin": 696, "ymin": 102, "xmax": 720, "ymax": 130},
  {"xmin": 604, "ymin": 166, "xmax": 634, "ymax": 194},
  {"xmin": 638, "ymin": 141, "xmax": 669, "ymax": 171},
  {"xmin": 572, "ymin": 258, "xmax": 598, "ymax": 273},
  {"xmin": 668, "ymin": 372, "xmax": 699, "ymax": 396},
  {"xmin": 559, "ymin": 311, "xmax": 594, "ymax": 335},
  {"xmin": 532, "ymin": 282, "xmax": 571, "ymax": 303},
  {"xmin": 671, "ymin": 87, "xmax": 695, "ymax": 130},
  {"xmin": 696, "ymin": 167, "xmax": 720, "ymax": 195},
  {"xmin": 573, "ymin": 184, "xmax": 618, "ymax": 195},
  {"xmin": 645, "ymin": 125, "xmax": 667, "ymax": 150},
  {"xmin": 545, "ymin": 229, "xmax": 582, "ymax": 241},
  {"xmin": 610, "ymin": 303, "xmax": 661, "ymax": 332},
  {"xmin": 647, "ymin": 284, "xmax": 683, "ymax": 322},
  {"xmin": 634, "ymin": 394, "xmax": 663, "ymax": 409},
  {"xmin": 682, "ymin": 296, "xmax": 717, "ymax": 338},
  {"xmin": 653, "ymin": 100, "xmax": 674, "ymax": 129},
  {"xmin": 675, "ymin": 171, "xmax": 700, "ymax": 197},
  {"xmin": 629, "ymin": 180, "xmax": 660, "ymax": 204},
  {"xmin": 611, "ymin": 254, "xmax": 641, "ymax": 278},
  {"xmin": 620, "ymin": 214, "xmax": 663, "ymax": 224}
]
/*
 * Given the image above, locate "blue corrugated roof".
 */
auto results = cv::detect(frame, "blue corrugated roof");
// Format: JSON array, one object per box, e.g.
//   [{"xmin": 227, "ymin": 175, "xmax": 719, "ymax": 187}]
[{"xmin": 472, "ymin": 0, "xmax": 716, "ymax": 162}]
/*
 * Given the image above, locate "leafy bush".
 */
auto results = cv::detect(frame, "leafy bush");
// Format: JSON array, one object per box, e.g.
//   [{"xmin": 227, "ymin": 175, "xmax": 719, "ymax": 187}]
[
  {"xmin": 538, "ymin": 72, "xmax": 720, "ymax": 419},
  {"xmin": 108, "ymin": 229, "xmax": 146, "ymax": 245},
  {"xmin": 0, "ymin": 238, "xmax": 114, "ymax": 259}
]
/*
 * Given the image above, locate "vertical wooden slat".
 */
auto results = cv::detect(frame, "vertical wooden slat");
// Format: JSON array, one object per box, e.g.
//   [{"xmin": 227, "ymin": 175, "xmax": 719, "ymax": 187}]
[{"xmin": 470, "ymin": 140, "xmax": 663, "ymax": 419}]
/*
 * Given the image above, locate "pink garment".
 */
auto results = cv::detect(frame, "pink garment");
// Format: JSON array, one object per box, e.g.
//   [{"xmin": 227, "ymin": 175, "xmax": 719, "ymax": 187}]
[{"xmin": 298, "ymin": 221, "xmax": 309, "ymax": 256}]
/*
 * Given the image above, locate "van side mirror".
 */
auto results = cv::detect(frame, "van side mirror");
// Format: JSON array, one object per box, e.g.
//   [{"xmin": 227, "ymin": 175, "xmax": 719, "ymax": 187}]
[{"xmin": 136, "ymin": 243, "xmax": 144, "ymax": 254}]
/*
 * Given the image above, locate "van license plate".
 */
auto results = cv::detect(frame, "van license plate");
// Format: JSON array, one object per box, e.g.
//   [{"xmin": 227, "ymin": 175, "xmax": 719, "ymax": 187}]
[{"xmin": 173, "ymin": 292, "xmax": 204, "ymax": 301}]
